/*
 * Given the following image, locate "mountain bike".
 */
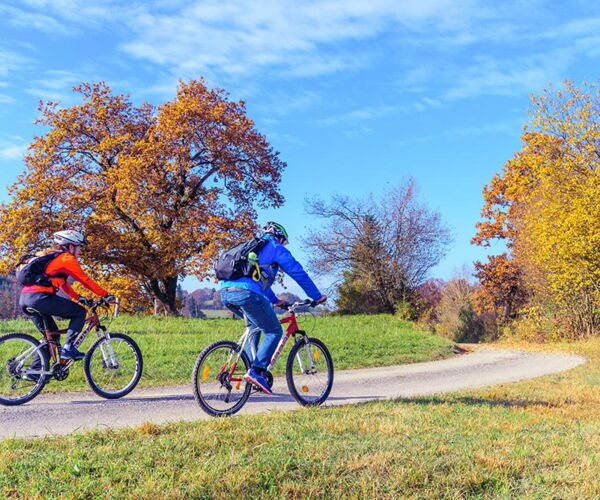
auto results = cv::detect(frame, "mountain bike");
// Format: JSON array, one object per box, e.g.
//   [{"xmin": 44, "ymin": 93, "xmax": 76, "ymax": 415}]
[
  {"xmin": 192, "ymin": 299, "xmax": 334, "ymax": 416},
  {"xmin": 0, "ymin": 297, "xmax": 143, "ymax": 406}
]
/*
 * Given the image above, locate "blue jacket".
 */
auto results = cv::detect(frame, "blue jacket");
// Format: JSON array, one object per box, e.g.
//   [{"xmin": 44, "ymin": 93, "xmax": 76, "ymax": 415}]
[{"xmin": 219, "ymin": 235, "xmax": 322, "ymax": 304}]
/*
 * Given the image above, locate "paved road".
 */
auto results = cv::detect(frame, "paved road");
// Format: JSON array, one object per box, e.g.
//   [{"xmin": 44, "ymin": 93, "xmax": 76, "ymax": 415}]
[{"xmin": 0, "ymin": 348, "xmax": 586, "ymax": 439}]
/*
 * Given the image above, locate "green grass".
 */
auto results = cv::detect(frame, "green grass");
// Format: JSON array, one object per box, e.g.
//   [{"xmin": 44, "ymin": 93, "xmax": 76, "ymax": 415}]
[
  {"xmin": 1, "ymin": 339, "xmax": 599, "ymax": 498},
  {"xmin": 0, "ymin": 313, "xmax": 455, "ymax": 392}
]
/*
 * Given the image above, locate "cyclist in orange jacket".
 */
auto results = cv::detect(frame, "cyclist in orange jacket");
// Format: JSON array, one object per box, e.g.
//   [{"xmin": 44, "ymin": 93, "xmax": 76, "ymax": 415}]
[{"xmin": 19, "ymin": 230, "xmax": 115, "ymax": 360}]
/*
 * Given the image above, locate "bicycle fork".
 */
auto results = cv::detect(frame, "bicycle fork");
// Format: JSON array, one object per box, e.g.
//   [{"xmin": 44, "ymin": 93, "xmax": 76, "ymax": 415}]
[{"xmin": 95, "ymin": 332, "xmax": 119, "ymax": 369}]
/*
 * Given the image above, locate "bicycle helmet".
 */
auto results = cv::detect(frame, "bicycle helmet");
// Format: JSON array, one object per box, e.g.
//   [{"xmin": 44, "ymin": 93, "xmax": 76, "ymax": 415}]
[
  {"xmin": 262, "ymin": 221, "xmax": 288, "ymax": 244},
  {"xmin": 53, "ymin": 230, "xmax": 89, "ymax": 246}
]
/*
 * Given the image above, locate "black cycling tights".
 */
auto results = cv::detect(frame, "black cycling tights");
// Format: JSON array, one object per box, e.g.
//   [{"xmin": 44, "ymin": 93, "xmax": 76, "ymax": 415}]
[{"xmin": 20, "ymin": 292, "xmax": 86, "ymax": 346}]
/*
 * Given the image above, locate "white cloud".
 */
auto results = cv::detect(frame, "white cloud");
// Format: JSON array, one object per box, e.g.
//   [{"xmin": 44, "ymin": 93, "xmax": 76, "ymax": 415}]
[
  {"xmin": 343, "ymin": 126, "xmax": 374, "ymax": 138},
  {"xmin": 0, "ymin": 4, "xmax": 72, "ymax": 35},
  {"xmin": 25, "ymin": 70, "xmax": 87, "ymax": 102},
  {"xmin": 19, "ymin": 0, "xmax": 120, "ymax": 28},
  {"xmin": 0, "ymin": 47, "xmax": 29, "ymax": 78},
  {"xmin": 0, "ymin": 136, "xmax": 28, "ymax": 161},
  {"xmin": 316, "ymin": 105, "xmax": 401, "ymax": 126},
  {"xmin": 442, "ymin": 50, "xmax": 573, "ymax": 101},
  {"xmin": 396, "ymin": 118, "xmax": 522, "ymax": 147},
  {"xmin": 118, "ymin": 0, "xmax": 471, "ymax": 79},
  {"xmin": 258, "ymin": 90, "xmax": 322, "ymax": 117},
  {"xmin": 316, "ymin": 96, "xmax": 442, "ymax": 127}
]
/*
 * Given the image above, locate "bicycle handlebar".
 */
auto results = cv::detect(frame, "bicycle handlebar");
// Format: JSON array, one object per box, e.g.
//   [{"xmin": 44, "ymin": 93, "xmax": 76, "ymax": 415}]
[
  {"xmin": 279, "ymin": 299, "xmax": 321, "ymax": 312},
  {"xmin": 88, "ymin": 296, "xmax": 116, "ymax": 313}
]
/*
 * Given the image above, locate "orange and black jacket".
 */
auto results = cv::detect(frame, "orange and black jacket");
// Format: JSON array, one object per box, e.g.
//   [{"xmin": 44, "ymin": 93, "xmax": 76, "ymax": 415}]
[{"xmin": 21, "ymin": 250, "xmax": 109, "ymax": 300}]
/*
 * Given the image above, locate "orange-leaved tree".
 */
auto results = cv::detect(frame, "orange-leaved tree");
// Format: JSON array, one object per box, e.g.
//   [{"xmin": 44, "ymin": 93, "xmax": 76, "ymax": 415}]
[
  {"xmin": 474, "ymin": 80, "xmax": 600, "ymax": 337},
  {"xmin": 471, "ymin": 131, "xmax": 559, "ymax": 326},
  {"xmin": 0, "ymin": 79, "xmax": 285, "ymax": 314}
]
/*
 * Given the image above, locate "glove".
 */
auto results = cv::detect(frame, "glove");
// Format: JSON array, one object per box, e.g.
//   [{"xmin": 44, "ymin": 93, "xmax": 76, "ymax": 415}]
[
  {"xmin": 77, "ymin": 296, "xmax": 93, "ymax": 307},
  {"xmin": 103, "ymin": 294, "xmax": 117, "ymax": 303}
]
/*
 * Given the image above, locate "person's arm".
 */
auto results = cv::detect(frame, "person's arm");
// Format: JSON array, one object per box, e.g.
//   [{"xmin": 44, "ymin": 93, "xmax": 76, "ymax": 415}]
[
  {"xmin": 264, "ymin": 287, "xmax": 279, "ymax": 305},
  {"xmin": 273, "ymin": 246, "xmax": 322, "ymax": 301},
  {"xmin": 52, "ymin": 253, "xmax": 109, "ymax": 297},
  {"xmin": 59, "ymin": 280, "xmax": 80, "ymax": 301}
]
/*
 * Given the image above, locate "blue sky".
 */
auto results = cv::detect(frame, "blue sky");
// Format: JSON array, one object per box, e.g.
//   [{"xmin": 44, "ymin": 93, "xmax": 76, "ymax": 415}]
[{"xmin": 1, "ymin": 0, "xmax": 599, "ymax": 297}]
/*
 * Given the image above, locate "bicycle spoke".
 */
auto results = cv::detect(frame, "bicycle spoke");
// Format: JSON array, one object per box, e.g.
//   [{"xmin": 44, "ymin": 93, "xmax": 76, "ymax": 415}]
[
  {"xmin": 287, "ymin": 338, "xmax": 333, "ymax": 406},
  {"xmin": 87, "ymin": 338, "xmax": 138, "ymax": 394},
  {"xmin": 0, "ymin": 335, "xmax": 46, "ymax": 405},
  {"xmin": 193, "ymin": 341, "xmax": 251, "ymax": 416}
]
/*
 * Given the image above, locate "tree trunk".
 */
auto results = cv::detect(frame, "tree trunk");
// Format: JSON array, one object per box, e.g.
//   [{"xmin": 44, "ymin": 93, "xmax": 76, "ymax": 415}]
[{"xmin": 147, "ymin": 276, "xmax": 180, "ymax": 316}]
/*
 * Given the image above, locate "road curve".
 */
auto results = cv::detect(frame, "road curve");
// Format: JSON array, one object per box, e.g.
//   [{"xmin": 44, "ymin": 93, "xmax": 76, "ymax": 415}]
[{"xmin": 0, "ymin": 348, "xmax": 586, "ymax": 439}]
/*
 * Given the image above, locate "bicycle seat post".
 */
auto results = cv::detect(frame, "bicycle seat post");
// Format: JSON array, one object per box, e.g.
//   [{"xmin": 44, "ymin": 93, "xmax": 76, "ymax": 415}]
[{"xmin": 27, "ymin": 307, "xmax": 60, "ymax": 362}]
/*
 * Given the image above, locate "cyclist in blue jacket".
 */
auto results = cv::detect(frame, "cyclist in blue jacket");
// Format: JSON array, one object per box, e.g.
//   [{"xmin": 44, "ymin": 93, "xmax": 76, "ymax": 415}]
[{"xmin": 220, "ymin": 222, "xmax": 327, "ymax": 394}]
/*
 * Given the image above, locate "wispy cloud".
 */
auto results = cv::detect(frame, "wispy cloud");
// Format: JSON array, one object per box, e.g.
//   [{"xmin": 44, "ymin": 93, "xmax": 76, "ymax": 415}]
[
  {"xmin": 258, "ymin": 90, "xmax": 322, "ymax": 117},
  {"xmin": 0, "ymin": 47, "xmax": 29, "ymax": 78},
  {"xmin": 0, "ymin": 135, "xmax": 28, "ymax": 161},
  {"xmin": 316, "ymin": 97, "xmax": 442, "ymax": 127},
  {"xmin": 5, "ymin": 0, "xmax": 600, "ymax": 108},
  {"xmin": 25, "ymin": 70, "xmax": 88, "ymax": 102},
  {"xmin": 442, "ymin": 50, "xmax": 573, "ymax": 101},
  {"xmin": 396, "ymin": 118, "xmax": 522, "ymax": 147},
  {"xmin": 0, "ymin": 94, "xmax": 15, "ymax": 104},
  {"xmin": 118, "ymin": 0, "xmax": 471, "ymax": 79},
  {"xmin": 18, "ymin": 0, "xmax": 122, "ymax": 30},
  {"xmin": 315, "ymin": 105, "xmax": 401, "ymax": 126},
  {"xmin": 0, "ymin": 4, "xmax": 72, "ymax": 35}
]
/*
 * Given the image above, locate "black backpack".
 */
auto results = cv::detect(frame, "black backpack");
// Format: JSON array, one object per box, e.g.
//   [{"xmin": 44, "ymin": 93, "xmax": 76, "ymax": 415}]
[
  {"xmin": 214, "ymin": 237, "xmax": 268, "ymax": 281},
  {"xmin": 15, "ymin": 251, "xmax": 65, "ymax": 288}
]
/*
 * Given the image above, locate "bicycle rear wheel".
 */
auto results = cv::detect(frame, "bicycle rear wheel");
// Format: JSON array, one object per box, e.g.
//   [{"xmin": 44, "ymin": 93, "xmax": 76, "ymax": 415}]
[
  {"xmin": 0, "ymin": 333, "xmax": 48, "ymax": 406},
  {"xmin": 192, "ymin": 340, "xmax": 251, "ymax": 416},
  {"xmin": 84, "ymin": 333, "xmax": 143, "ymax": 399},
  {"xmin": 286, "ymin": 337, "xmax": 333, "ymax": 406}
]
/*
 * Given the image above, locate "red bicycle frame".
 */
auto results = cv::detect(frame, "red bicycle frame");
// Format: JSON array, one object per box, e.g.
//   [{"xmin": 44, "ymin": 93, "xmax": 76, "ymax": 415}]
[
  {"xmin": 266, "ymin": 311, "xmax": 300, "ymax": 371},
  {"xmin": 42, "ymin": 309, "xmax": 103, "ymax": 364},
  {"xmin": 219, "ymin": 310, "xmax": 302, "ymax": 386}
]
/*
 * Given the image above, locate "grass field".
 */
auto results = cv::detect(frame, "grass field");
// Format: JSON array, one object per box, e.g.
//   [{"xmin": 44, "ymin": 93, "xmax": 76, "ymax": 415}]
[
  {"xmin": 0, "ymin": 313, "xmax": 455, "ymax": 392},
  {"xmin": 0, "ymin": 338, "xmax": 598, "ymax": 498}
]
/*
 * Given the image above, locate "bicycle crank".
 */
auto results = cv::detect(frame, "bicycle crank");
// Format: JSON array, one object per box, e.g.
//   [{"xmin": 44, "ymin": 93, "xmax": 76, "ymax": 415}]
[{"xmin": 52, "ymin": 363, "xmax": 70, "ymax": 381}]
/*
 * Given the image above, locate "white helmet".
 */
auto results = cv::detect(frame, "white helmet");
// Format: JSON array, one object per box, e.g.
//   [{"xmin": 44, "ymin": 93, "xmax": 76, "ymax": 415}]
[{"xmin": 53, "ymin": 230, "xmax": 89, "ymax": 247}]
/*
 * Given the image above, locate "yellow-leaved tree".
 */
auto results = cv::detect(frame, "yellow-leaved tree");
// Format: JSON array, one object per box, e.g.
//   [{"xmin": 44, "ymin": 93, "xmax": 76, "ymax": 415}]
[
  {"xmin": 0, "ymin": 80, "xmax": 285, "ymax": 314},
  {"xmin": 474, "ymin": 81, "xmax": 600, "ymax": 338}
]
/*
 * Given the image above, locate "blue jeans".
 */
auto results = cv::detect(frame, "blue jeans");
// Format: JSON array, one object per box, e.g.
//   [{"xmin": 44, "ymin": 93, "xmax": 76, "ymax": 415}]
[{"xmin": 220, "ymin": 288, "xmax": 283, "ymax": 371}]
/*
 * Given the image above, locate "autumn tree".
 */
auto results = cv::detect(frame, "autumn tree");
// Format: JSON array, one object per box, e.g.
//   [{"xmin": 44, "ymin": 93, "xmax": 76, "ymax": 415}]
[
  {"xmin": 434, "ymin": 271, "xmax": 483, "ymax": 342},
  {"xmin": 474, "ymin": 80, "xmax": 600, "ymax": 337},
  {"xmin": 304, "ymin": 179, "xmax": 452, "ymax": 314},
  {"xmin": 0, "ymin": 80, "xmax": 284, "ymax": 314},
  {"xmin": 472, "ymin": 254, "xmax": 528, "ymax": 322}
]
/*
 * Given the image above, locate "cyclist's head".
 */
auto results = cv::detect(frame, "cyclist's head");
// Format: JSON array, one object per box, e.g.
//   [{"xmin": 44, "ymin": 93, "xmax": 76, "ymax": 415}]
[
  {"xmin": 53, "ymin": 230, "xmax": 88, "ymax": 255},
  {"xmin": 262, "ymin": 221, "xmax": 288, "ymax": 245}
]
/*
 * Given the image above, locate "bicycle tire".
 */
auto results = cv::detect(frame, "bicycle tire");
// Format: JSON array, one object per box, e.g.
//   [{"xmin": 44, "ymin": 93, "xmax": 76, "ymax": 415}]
[
  {"xmin": 84, "ymin": 332, "xmax": 143, "ymax": 399},
  {"xmin": 0, "ymin": 333, "xmax": 48, "ymax": 406},
  {"xmin": 286, "ymin": 337, "xmax": 334, "ymax": 407},
  {"xmin": 192, "ymin": 340, "xmax": 252, "ymax": 416}
]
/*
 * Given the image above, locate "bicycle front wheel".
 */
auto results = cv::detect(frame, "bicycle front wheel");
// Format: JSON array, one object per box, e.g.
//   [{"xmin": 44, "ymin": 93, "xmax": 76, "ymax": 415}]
[
  {"xmin": 0, "ymin": 333, "xmax": 48, "ymax": 406},
  {"xmin": 192, "ymin": 340, "xmax": 252, "ymax": 416},
  {"xmin": 84, "ymin": 333, "xmax": 143, "ymax": 399},
  {"xmin": 286, "ymin": 337, "xmax": 334, "ymax": 407}
]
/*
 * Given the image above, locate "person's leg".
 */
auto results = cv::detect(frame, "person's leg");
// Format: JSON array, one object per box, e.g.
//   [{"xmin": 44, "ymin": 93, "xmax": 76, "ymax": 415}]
[
  {"xmin": 19, "ymin": 293, "xmax": 61, "ymax": 379},
  {"xmin": 24, "ymin": 293, "xmax": 87, "ymax": 359},
  {"xmin": 221, "ymin": 289, "xmax": 282, "ymax": 370},
  {"xmin": 20, "ymin": 293, "xmax": 59, "ymax": 334},
  {"xmin": 241, "ymin": 295, "xmax": 282, "ymax": 371},
  {"xmin": 220, "ymin": 289, "xmax": 261, "ymax": 362},
  {"xmin": 220, "ymin": 289, "xmax": 282, "ymax": 393}
]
